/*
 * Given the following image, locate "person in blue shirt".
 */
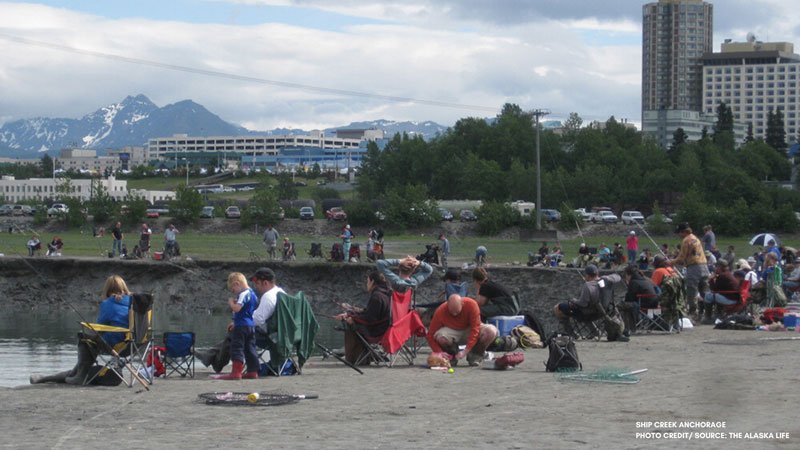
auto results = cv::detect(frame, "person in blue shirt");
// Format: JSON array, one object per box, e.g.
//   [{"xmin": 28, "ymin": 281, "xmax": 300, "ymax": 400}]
[
  {"xmin": 212, "ymin": 272, "xmax": 260, "ymax": 380},
  {"xmin": 341, "ymin": 224, "xmax": 354, "ymax": 262},
  {"xmin": 30, "ymin": 275, "xmax": 131, "ymax": 385}
]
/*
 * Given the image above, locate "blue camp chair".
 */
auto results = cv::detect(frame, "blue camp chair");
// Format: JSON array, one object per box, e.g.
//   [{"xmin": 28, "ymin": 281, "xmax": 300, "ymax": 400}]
[{"xmin": 163, "ymin": 332, "xmax": 195, "ymax": 378}]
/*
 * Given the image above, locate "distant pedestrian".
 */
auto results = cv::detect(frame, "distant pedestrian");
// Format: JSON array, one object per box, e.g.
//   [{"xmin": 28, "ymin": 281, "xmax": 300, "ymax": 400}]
[
  {"xmin": 263, "ymin": 224, "xmax": 280, "ymax": 260},
  {"xmin": 111, "ymin": 222, "xmax": 124, "ymax": 257},
  {"xmin": 439, "ymin": 233, "xmax": 450, "ymax": 269},
  {"xmin": 475, "ymin": 245, "xmax": 487, "ymax": 267},
  {"xmin": 341, "ymin": 224, "xmax": 354, "ymax": 262},
  {"xmin": 626, "ymin": 231, "xmax": 638, "ymax": 264},
  {"xmin": 701, "ymin": 225, "xmax": 716, "ymax": 252}
]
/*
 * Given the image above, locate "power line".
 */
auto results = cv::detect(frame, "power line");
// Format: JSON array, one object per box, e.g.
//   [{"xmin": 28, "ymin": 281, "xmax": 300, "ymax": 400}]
[{"xmin": 0, "ymin": 33, "xmax": 499, "ymax": 113}]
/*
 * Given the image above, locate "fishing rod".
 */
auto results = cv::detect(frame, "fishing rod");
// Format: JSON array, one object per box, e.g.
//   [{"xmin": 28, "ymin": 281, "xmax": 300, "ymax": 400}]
[
  {"xmin": 633, "ymin": 220, "xmax": 685, "ymax": 280},
  {"xmin": 11, "ymin": 253, "xmax": 151, "ymax": 390}
]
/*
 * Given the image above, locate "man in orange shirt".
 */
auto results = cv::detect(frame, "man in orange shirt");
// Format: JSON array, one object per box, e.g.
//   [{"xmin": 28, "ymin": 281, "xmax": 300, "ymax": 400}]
[{"xmin": 427, "ymin": 294, "xmax": 498, "ymax": 366}]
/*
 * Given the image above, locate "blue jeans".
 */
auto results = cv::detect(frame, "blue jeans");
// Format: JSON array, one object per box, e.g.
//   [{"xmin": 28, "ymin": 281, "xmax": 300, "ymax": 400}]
[
  {"xmin": 703, "ymin": 292, "xmax": 738, "ymax": 306},
  {"xmin": 112, "ymin": 239, "xmax": 123, "ymax": 256},
  {"xmin": 230, "ymin": 326, "xmax": 259, "ymax": 374},
  {"xmin": 627, "ymin": 250, "xmax": 637, "ymax": 264}
]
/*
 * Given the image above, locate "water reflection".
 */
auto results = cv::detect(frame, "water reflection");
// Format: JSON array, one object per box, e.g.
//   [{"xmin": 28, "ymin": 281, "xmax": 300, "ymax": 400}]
[{"xmin": 0, "ymin": 307, "xmax": 343, "ymax": 388}]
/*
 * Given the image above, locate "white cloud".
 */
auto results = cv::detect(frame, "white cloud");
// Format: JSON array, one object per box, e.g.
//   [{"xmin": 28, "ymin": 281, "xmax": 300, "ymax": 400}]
[{"xmin": 1, "ymin": 0, "xmax": 798, "ymax": 133}]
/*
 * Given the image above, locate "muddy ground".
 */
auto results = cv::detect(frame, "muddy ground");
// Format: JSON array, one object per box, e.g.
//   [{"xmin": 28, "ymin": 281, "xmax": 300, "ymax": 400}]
[{"xmin": 3, "ymin": 326, "xmax": 798, "ymax": 449}]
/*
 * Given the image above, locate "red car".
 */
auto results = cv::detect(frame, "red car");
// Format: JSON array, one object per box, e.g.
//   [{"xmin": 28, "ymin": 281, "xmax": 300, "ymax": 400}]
[
  {"xmin": 325, "ymin": 207, "xmax": 347, "ymax": 221},
  {"xmin": 146, "ymin": 209, "xmax": 160, "ymax": 219}
]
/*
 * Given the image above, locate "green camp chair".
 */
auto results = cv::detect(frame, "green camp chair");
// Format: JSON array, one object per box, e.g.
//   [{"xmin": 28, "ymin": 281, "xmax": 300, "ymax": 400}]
[{"xmin": 259, "ymin": 291, "xmax": 319, "ymax": 376}]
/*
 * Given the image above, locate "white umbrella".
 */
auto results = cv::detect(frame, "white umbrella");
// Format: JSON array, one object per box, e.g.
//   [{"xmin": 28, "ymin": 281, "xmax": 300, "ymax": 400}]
[{"xmin": 749, "ymin": 233, "xmax": 780, "ymax": 247}]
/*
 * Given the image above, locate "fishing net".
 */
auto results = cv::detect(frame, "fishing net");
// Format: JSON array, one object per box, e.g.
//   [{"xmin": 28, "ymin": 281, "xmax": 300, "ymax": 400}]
[
  {"xmin": 198, "ymin": 391, "xmax": 318, "ymax": 407},
  {"xmin": 556, "ymin": 367, "xmax": 647, "ymax": 385}
]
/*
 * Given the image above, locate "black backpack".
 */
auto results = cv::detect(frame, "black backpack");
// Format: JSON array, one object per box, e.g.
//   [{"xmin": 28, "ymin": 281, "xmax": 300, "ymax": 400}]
[
  {"xmin": 520, "ymin": 308, "xmax": 549, "ymax": 346},
  {"xmin": 545, "ymin": 334, "xmax": 581, "ymax": 372}
]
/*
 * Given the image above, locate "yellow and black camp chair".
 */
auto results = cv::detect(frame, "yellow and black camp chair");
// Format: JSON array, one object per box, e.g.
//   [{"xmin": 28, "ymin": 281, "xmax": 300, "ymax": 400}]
[{"xmin": 80, "ymin": 293, "xmax": 154, "ymax": 388}]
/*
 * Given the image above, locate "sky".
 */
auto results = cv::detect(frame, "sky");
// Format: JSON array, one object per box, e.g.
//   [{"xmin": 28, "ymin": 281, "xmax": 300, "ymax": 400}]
[{"xmin": 1, "ymin": 0, "xmax": 799, "ymax": 131}]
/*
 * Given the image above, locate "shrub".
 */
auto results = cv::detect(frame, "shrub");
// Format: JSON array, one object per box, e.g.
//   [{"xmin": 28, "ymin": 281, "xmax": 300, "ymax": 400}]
[
  {"xmin": 477, "ymin": 201, "xmax": 519, "ymax": 235},
  {"xmin": 345, "ymin": 200, "xmax": 379, "ymax": 227}
]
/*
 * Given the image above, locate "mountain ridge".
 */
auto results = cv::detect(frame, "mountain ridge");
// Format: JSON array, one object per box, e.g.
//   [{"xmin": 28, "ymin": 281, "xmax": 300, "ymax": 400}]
[{"xmin": 0, "ymin": 95, "xmax": 450, "ymax": 158}]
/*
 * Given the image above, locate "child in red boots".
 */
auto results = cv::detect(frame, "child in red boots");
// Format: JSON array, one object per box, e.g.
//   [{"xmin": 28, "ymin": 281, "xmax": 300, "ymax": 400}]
[{"xmin": 212, "ymin": 272, "xmax": 260, "ymax": 380}]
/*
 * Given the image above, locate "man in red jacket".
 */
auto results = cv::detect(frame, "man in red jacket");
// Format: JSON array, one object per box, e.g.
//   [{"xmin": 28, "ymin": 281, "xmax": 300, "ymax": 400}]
[{"xmin": 427, "ymin": 294, "xmax": 497, "ymax": 366}]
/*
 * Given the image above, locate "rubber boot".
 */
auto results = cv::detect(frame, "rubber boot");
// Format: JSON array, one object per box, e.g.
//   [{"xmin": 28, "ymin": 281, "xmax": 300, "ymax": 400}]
[
  {"xmin": 242, "ymin": 371, "xmax": 259, "ymax": 379},
  {"xmin": 65, "ymin": 341, "xmax": 95, "ymax": 385},
  {"xmin": 211, "ymin": 360, "xmax": 243, "ymax": 380},
  {"xmin": 30, "ymin": 370, "xmax": 72, "ymax": 384},
  {"xmin": 700, "ymin": 306, "xmax": 715, "ymax": 325}
]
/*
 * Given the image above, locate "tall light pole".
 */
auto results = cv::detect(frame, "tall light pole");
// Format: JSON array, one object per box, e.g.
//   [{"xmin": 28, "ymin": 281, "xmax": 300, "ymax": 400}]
[{"xmin": 531, "ymin": 109, "xmax": 550, "ymax": 230}]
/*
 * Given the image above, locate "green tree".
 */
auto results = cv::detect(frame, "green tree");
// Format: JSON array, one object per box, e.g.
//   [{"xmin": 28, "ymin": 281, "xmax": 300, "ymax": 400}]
[
  {"xmin": 745, "ymin": 123, "xmax": 755, "ymax": 143},
  {"xmin": 242, "ymin": 186, "xmax": 283, "ymax": 227},
  {"xmin": 274, "ymin": 173, "xmax": 298, "ymax": 200},
  {"xmin": 122, "ymin": 194, "xmax": 149, "ymax": 227},
  {"xmin": 476, "ymin": 201, "xmax": 519, "ymax": 235},
  {"xmin": 170, "ymin": 184, "xmax": 204, "ymax": 223},
  {"xmin": 86, "ymin": 180, "xmax": 117, "ymax": 224},
  {"xmin": 766, "ymin": 108, "xmax": 788, "ymax": 155},
  {"xmin": 382, "ymin": 184, "xmax": 437, "ymax": 228},
  {"xmin": 41, "ymin": 154, "xmax": 54, "ymax": 177},
  {"xmin": 670, "ymin": 127, "xmax": 688, "ymax": 153}
]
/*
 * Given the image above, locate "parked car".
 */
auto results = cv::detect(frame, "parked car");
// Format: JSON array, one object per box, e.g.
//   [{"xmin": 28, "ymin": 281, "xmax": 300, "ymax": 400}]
[
  {"xmin": 299, "ymin": 206, "xmax": 315, "ymax": 220},
  {"xmin": 646, "ymin": 214, "xmax": 673, "ymax": 224},
  {"xmin": 621, "ymin": 210, "xmax": 645, "ymax": 225},
  {"xmin": 294, "ymin": 181, "xmax": 308, "ymax": 187},
  {"xmin": 47, "ymin": 203, "xmax": 69, "ymax": 217},
  {"xmin": 592, "ymin": 210, "xmax": 619, "ymax": 224},
  {"xmin": 325, "ymin": 207, "xmax": 347, "ymax": 221},
  {"xmin": 146, "ymin": 209, "xmax": 160, "ymax": 219},
  {"xmin": 459, "ymin": 209, "xmax": 478, "ymax": 222},
  {"xmin": 541, "ymin": 209, "xmax": 561, "ymax": 222},
  {"xmin": 437, "ymin": 207, "xmax": 454, "ymax": 221},
  {"xmin": 12, "ymin": 205, "xmax": 33, "ymax": 216},
  {"xmin": 225, "ymin": 206, "xmax": 241, "ymax": 219},
  {"xmin": 0, "ymin": 204, "xmax": 13, "ymax": 216},
  {"xmin": 574, "ymin": 208, "xmax": 592, "ymax": 222},
  {"xmin": 200, "ymin": 206, "xmax": 215, "ymax": 218}
]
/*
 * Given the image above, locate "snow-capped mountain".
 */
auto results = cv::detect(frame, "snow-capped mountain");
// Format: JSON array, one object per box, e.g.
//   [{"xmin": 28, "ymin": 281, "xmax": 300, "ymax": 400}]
[{"xmin": 0, "ymin": 95, "xmax": 449, "ymax": 158}]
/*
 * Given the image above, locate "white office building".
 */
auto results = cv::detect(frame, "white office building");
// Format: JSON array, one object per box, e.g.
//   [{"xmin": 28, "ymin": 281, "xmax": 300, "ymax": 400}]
[
  {"xmin": 702, "ymin": 39, "xmax": 800, "ymax": 141},
  {"xmin": 0, "ymin": 176, "xmax": 128, "ymax": 202}
]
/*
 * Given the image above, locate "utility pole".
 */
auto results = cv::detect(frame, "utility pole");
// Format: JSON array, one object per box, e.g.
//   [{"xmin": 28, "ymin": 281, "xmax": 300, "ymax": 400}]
[{"xmin": 531, "ymin": 109, "xmax": 550, "ymax": 230}]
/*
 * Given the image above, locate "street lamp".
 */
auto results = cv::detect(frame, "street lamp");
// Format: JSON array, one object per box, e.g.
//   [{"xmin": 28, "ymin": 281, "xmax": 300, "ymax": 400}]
[{"xmin": 531, "ymin": 109, "xmax": 550, "ymax": 231}]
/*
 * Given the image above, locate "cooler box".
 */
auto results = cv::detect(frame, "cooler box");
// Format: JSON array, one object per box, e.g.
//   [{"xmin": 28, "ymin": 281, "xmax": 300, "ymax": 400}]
[
  {"xmin": 488, "ymin": 315, "xmax": 525, "ymax": 336},
  {"xmin": 153, "ymin": 252, "xmax": 164, "ymax": 261}
]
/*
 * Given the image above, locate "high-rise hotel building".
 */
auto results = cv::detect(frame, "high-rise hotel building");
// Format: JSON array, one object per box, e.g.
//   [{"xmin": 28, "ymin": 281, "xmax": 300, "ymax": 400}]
[{"xmin": 642, "ymin": 0, "xmax": 714, "ymax": 148}]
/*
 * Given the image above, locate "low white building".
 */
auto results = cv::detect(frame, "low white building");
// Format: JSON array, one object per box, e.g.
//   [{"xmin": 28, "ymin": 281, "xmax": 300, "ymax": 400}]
[{"xmin": 1, "ymin": 176, "xmax": 129, "ymax": 202}]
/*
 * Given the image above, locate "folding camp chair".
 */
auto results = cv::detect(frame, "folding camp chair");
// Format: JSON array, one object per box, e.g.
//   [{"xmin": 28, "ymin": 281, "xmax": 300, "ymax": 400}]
[
  {"xmin": 714, "ymin": 279, "xmax": 750, "ymax": 315},
  {"xmin": 353, "ymin": 289, "xmax": 427, "ymax": 367},
  {"xmin": 634, "ymin": 293, "xmax": 675, "ymax": 333},
  {"xmin": 81, "ymin": 293, "xmax": 154, "ymax": 387},
  {"xmin": 258, "ymin": 291, "xmax": 319, "ymax": 376},
  {"xmin": 163, "ymin": 332, "xmax": 195, "ymax": 378},
  {"xmin": 308, "ymin": 242, "xmax": 324, "ymax": 259}
]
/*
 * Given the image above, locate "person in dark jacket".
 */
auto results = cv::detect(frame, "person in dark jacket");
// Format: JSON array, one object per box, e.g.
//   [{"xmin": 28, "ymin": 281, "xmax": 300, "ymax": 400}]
[
  {"xmin": 335, "ymin": 270, "xmax": 392, "ymax": 364},
  {"xmin": 703, "ymin": 260, "xmax": 741, "ymax": 324},
  {"xmin": 619, "ymin": 264, "xmax": 658, "ymax": 335},
  {"xmin": 472, "ymin": 267, "xmax": 518, "ymax": 320}
]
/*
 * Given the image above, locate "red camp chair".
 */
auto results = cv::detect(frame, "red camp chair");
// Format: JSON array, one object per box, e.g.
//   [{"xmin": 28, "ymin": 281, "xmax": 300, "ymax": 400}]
[
  {"xmin": 354, "ymin": 290, "xmax": 426, "ymax": 367},
  {"xmin": 712, "ymin": 279, "xmax": 750, "ymax": 314}
]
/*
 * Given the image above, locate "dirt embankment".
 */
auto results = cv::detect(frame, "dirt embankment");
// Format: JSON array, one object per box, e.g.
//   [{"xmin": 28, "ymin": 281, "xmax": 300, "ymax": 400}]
[{"xmin": 0, "ymin": 256, "xmax": 587, "ymax": 329}]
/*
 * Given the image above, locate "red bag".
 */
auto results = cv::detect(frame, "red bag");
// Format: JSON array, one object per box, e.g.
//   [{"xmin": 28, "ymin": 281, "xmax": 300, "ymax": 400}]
[
  {"xmin": 760, "ymin": 307, "xmax": 785, "ymax": 324},
  {"xmin": 146, "ymin": 345, "xmax": 166, "ymax": 377}
]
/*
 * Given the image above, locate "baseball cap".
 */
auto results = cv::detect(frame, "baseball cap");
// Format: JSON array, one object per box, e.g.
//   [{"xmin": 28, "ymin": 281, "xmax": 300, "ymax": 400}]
[
  {"xmin": 675, "ymin": 222, "xmax": 690, "ymax": 233},
  {"xmin": 251, "ymin": 267, "xmax": 275, "ymax": 282},
  {"xmin": 584, "ymin": 264, "xmax": 599, "ymax": 276},
  {"xmin": 629, "ymin": 230, "xmax": 636, "ymax": 235}
]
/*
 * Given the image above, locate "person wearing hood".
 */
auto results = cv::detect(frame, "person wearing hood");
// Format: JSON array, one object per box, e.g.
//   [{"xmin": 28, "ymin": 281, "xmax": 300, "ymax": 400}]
[
  {"xmin": 334, "ymin": 270, "xmax": 392, "ymax": 364},
  {"xmin": 341, "ymin": 224, "xmax": 354, "ymax": 262},
  {"xmin": 619, "ymin": 264, "xmax": 658, "ymax": 335}
]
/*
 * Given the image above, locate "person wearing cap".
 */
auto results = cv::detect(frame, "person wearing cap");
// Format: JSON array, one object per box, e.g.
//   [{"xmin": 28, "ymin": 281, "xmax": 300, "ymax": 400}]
[
  {"xmin": 164, "ymin": 223, "xmax": 180, "ymax": 257},
  {"xmin": 341, "ymin": 224, "xmax": 354, "ymax": 262},
  {"xmin": 334, "ymin": 270, "xmax": 392, "ymax": 364},
  {"xmin": 196, "ymin": 267, "xmax": 285, "ymax": 373},
  {"xmin": 670, "ymin": 223, "xmax": 709, "ymax": 318},
  {"xmin": 263, "ymin": 224, "xmax": 280, "ymax": 260},
  {"xmin": 438, "ymin": 233, "xmax": 450, "ymax": 269},
  {"xmin": 735, "ymin": 258, "xmax": 759, "ymax": 286},
  {"xmin": 377, "ymin": 255, "xmax": 433, "ymax": 292},
  {"xmin": 704, "ymin": 260, "xmax": 741, "ymax": 324},
  {"xmin": 472, "ymin": 267, "xmax": 518, "ymax": 320},
  {"xmin": 619, "ymin": 264, "xmax": 658, "ymax": 334},
  {"xmin": 651, "ymin": 254, "xmax": 677, "ymax": 287},
  {"xmin": 553, "ymin": 264, "xmax": 622, "ymax": 338},
  {"xmin": 626, "ymin": 231, "xmax": 638, "ymax": 265}
]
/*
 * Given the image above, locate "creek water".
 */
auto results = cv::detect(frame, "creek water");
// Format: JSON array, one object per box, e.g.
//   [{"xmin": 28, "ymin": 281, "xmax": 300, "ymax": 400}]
[{"xmin": 0, "ymin": 306, "xmax": 343, "ymax": 388}]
